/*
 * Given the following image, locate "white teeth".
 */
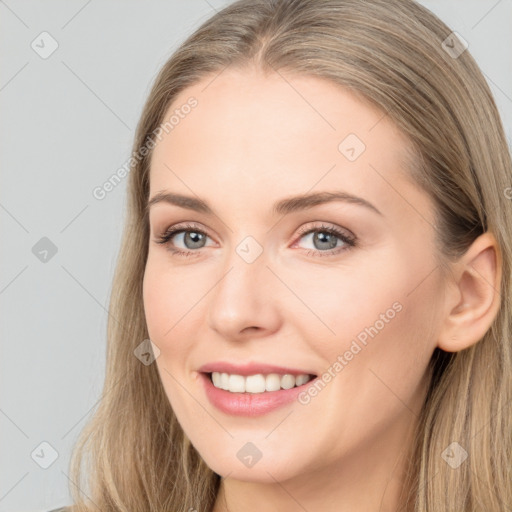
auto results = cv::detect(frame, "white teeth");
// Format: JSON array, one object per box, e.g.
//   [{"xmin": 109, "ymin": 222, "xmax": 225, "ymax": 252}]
[
  {"xmin": 265, "ymin": 374, "xmax": 281, "ymax": 392},
  {"xmin": 281, "ymin": 374, "xmax": 296, "ymax": 389},
  {"xmin": 228, "ymin": 374, "xmax": 245, "ymax": 393},
  {"xmin": 246, "ymin": 374, "xmax": 265, "ymax": 393},
  {"xmin": 210, "ymin": 372, "xmax": 314, "ymax": 393},
  {"xmin": 295, "ymin": 374, "xmax": 310, "ymax": 386}
]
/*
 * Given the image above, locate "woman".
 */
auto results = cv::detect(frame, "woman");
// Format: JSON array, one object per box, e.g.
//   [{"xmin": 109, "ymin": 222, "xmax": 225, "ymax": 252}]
[{"xmin": 58, "ymin": 0, "xmax": 512, "ymax": 510}]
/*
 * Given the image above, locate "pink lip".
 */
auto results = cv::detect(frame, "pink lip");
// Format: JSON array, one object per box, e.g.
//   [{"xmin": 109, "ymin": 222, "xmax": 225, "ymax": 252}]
[
  {"xmin": 199, "ymin": 372, "xmax": 318, "ymax": 416},
  {"xmin": 198, "ymin": 361, "xmax": 316, "ymax": 376}
]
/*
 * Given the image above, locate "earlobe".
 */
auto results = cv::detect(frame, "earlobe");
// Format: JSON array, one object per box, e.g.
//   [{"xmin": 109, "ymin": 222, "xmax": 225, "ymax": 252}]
[{"xmin": 437, "ymin": 232, "xmax": 502, "ymax": 353}]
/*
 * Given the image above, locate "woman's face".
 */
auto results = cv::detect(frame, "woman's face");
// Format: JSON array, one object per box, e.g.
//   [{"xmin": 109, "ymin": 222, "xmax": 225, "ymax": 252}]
[{"xmin": 143, "ymin": 67, "xmax": 447, "ymax": 483}]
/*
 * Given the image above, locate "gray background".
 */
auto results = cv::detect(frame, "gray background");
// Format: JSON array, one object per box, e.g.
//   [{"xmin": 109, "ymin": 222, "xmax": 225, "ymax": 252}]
[{"xmin": 1, "ymin": 1, "xmax": 511, "ymax": 510}]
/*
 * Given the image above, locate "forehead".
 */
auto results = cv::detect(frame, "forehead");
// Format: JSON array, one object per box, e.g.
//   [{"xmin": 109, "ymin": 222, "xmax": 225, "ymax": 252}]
[{"xmin": 148, "ymin": 67, "xmax": 420, "ymax": 220}]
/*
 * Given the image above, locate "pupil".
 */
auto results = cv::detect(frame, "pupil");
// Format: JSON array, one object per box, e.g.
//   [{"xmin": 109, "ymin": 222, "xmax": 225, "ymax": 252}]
[
  {"xmin": 315, "ymin": 232, "xmax": 337, "ymax": 250},
  {"xmin": 185, "ymin": 231, "xmax": 205, "ymax": 248}
]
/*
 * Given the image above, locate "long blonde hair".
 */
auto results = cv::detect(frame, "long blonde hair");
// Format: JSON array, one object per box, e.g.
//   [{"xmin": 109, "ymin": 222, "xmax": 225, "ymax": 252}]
[{"xmin": 67, "ymin": 0, "xmax": 512, "ymax": 510}]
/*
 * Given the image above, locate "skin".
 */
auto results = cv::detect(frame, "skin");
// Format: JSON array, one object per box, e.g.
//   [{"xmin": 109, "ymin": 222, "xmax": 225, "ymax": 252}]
[{"xmin": 142, "ymin": 66, "xmax": 501, "ymax": 512}]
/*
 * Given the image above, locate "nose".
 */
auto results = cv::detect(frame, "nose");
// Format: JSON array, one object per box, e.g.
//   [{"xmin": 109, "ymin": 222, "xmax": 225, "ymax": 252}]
[{"xmin": 206, "ymin": 249, "xmax": 282, "ymax": 341}]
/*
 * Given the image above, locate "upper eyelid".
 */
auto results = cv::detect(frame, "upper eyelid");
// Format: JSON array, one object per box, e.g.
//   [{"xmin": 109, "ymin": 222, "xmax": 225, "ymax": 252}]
[
  {"xmin": 163, "ymin": 222, "xmax": 211, "ymax": 236},
  {"xmin": 296, "ymin": 222, "xmax": 353, "ymax": 236},
  {"xmin": 155, "ymin": 221, "xmax": 207, "ymax": 234}
]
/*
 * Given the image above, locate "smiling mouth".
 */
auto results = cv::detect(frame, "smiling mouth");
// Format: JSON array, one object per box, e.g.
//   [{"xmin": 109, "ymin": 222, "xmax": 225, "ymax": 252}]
[{"xmin": 205, "ymin": 371, "xmax": 317, "ymax": 394}]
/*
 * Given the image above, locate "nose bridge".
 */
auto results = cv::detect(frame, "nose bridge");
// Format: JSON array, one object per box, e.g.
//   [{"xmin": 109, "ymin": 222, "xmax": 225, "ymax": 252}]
[
  {"xmin": 207, "ymin": 237, "xmax": 279, "ymax": 337},
  {"xmin": 220, "ymin": 232, "xmax": 269, "ymax": 294}
]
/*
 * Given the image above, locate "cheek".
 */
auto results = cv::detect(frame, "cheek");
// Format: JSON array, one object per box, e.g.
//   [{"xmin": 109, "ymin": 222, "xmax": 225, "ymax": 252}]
[
  {"xmin": 341, "ymin": 272, "xmax": 439, "ymax": 415},
  {"xmin": 142, "ymin": 261, "xmax": 198, "ymax": 414},
  {"xmin": 142, "ymin": 258, "xmax": 209, "ymax": 366},
  {"xmin": 143, "ymin": 263, "xmax": 170, "ymax": 341},
  {"xmin": 277, "ymin": 253, "xmax": 408, "ymax": 351},
  {"xmin": 285, "ymin": 267, "xmax": 438, "ymax": 456},
  {"xmin": 290, "ymin": 252, "xmax": 439, "ymax": 399}
]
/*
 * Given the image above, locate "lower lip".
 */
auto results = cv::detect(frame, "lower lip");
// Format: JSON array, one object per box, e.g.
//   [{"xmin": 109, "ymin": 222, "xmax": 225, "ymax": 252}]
[{"xmin": 200, "ymin": 372, "xmax": 317, "ymax": 417}]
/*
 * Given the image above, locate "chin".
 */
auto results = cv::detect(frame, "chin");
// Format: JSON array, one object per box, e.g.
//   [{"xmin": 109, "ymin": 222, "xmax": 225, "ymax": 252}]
[{"xmin": 194, "ymin": 443, "xmax": 296, "ymax": 479}]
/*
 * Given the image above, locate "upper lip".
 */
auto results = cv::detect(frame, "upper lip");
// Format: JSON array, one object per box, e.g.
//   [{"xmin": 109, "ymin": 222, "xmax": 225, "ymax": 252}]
[{"xmin": 198, "ymin": 361, "xmax": 317, "ymax": 377}]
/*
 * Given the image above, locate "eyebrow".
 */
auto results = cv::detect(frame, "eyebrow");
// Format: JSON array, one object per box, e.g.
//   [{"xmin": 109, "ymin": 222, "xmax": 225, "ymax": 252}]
[{"xmin": 146, "ymin": 190, "xmax": 383, "ymax": 217}]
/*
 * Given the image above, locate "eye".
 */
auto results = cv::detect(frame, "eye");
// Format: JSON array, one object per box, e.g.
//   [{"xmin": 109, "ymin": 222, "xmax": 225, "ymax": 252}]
[
  {"xmin": 154, "ymin": 222, "xmax": 357, "ymax": 258},
  {"xmin": 293, "ymin": 223, "xmax": 356, "ymax": 257},
  {"xmin": 154, "ymin": 222, "xmax": 214, "ymax": 257}
]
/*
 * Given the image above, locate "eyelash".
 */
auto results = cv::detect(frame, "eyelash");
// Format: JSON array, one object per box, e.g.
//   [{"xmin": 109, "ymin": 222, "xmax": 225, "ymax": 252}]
[{"xmin": 154, "ymin": 222, "xmax": 357, "ymax": 258}]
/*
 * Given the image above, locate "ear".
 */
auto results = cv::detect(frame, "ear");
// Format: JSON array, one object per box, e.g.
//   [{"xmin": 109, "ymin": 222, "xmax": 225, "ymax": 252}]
[{"xmin": 437, "ymin": 232, "xmax": 502, "ymax": 353}]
